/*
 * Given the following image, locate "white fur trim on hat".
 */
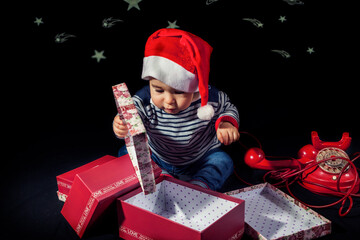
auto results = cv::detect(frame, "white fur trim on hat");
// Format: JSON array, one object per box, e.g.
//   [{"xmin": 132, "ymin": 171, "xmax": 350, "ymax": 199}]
[
  {"xmin": 142, "ymin": 56, "xmax": 199, "ymax": 92},
  {"xmin": 197, "ymin": 104, "xmax": 214, "ymax": 120}
]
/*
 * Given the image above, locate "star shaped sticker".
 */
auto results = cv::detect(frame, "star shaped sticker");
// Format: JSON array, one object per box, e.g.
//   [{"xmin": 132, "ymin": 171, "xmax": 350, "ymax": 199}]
[
  {"xmin": 167, "ymin": 20, "xmax": 180, "ymax": 29},
  {"xmin": 279, "ymin": 16, "xmax": 287, "ymax": 23},
  {"xmin": 124, "ymin": 0, "xmax": 142, "ymax": 11},
  {"xmin": 34, "ymin": 17, "xmax": 44, "ymax": 26},
  {"xmin": 92, "ymin": 50, "xmax": 106, "ymax": 63},
  {"xmin": 307, "ymin": 47, "xmax": 315, "ymax": 54}
]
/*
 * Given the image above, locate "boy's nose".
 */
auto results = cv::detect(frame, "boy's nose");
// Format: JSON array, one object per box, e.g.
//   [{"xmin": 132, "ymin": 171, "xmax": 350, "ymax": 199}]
[{"xmin": 164, "ymin": 93, "xmax": 175, "ymax": 105}]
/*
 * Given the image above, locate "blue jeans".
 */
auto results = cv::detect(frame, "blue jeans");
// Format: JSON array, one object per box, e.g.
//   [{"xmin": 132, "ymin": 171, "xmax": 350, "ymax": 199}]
[{"xmin": 118, "ymin": 146, "xmax": 233, "ymax": 191}]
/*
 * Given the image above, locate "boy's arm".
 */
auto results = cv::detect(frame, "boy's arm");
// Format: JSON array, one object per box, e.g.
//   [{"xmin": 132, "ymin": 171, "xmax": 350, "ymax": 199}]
[
  {"xmin": 214, "ymin": 91, "xmax": 240, "ymax": 131},
  {"xmin": 113, "ymin": 86, "xmax": 150, "ymax": 139},
  {"xmin": 131, "ymin": 85, "xmax": 151, "ymax": 126},
  {"xmin": 214, "ymin": 91, "xmax": 240, "ymax": 145},
  {"xmin": 132, "ymin": 95, "xmax": 148, "ymax": 125}
]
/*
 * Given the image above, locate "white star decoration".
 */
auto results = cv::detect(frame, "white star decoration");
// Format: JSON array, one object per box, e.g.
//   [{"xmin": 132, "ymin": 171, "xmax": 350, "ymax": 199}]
[
  {"xmin": 307, "ymin": 47, "xmax": 315, "ymax": 54},
  {"xmin": 124, "ymin": 0, "xmax": 142, "ymax": 11},
  {"xmin": 167, "ymin": 20, "xmax": 180, "ymax": 29},
  {"xmin": 279, "ymin": 16, "xmax": 287, "ymax": 23},
  {"xmin": 34, "ymin": 17, "xmax": 44, "ymax": 26},
  {"xmin": 92, "ymin": 50, "xmax": 106, "ymax": 63}
]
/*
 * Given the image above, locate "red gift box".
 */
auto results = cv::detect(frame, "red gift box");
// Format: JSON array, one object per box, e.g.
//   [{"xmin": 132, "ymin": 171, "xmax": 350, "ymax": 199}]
[
  {"xmin": 56, "ymin": 155, "xmax": 116, "ymax": 202},
  {"xmin": 117, "ymin": 176, "xmax": 245, "ymax": 240},
  {"xmin": 61, "ymin": 154, "xmax": 161, "ymax": 238}
]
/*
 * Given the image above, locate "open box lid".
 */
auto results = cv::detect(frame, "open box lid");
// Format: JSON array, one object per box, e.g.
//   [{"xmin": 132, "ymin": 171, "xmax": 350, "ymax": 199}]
[
  {"xmin": 61, "ymin": 154, "xmax": 161, "ymax": 238},
  {"xmin": 112, "ymin": 82, "xmax": 156, "ymax": 195},
  {"xmin": 56, "ymin": 155, "xmax": 117, "ymax": 201},
  {"xmin": 226, "ymin": 183, "xmax": 331, "ymax": 240}
]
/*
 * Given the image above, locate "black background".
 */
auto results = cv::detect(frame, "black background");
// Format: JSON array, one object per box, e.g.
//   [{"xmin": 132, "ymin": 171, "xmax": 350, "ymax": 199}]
[{"xmin": 4, "ymin": 0, "xmax": 359, "ymax": 239}]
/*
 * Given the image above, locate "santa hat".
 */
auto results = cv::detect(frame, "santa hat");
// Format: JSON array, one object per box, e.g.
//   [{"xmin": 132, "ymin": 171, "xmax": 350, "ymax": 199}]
[{"xmin": 141, "ymin": 28, "xmax": 214, "ymax": 120}]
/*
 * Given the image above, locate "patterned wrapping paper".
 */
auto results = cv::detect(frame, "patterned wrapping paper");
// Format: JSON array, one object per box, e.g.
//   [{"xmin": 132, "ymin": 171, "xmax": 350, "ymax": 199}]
[
  {"xmin": 226, "ymin": 183, "xmax": 331, "ymax": 240},
  {"xmin": 112, "ymin": 83, "xmax": 156, "ymax": 195}
]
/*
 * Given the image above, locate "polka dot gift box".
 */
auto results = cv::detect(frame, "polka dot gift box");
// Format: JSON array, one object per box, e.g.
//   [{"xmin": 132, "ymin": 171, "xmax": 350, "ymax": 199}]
[
  {"xmin": 226, "ymin": 183, "xmax": 331, "ymax": 240},
  {"xmin": 117, "ymin": 176, "xmax": 245, "ymax": 240}
]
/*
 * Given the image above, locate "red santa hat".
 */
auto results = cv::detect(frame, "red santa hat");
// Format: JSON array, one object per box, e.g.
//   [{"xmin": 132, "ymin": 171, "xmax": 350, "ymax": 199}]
[{"xmin": 141, "ymin": 28, "xmax": 214, "ymax": 120}]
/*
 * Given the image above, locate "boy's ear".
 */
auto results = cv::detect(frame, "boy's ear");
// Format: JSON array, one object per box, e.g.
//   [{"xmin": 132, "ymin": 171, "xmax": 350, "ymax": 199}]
[{"xmin": 192, "ymin": 92, "xmax": 200, "ymax": 101}]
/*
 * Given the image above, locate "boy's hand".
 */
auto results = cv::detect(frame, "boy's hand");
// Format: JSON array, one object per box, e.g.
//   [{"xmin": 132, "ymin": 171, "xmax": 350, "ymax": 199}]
[
  {"xmin": 216, "ymin": 121, "xmax": 240, "ymax": 145},
  {"xmin": 113, "ymin": 115, "xmax": 129, "ymax": 138}
]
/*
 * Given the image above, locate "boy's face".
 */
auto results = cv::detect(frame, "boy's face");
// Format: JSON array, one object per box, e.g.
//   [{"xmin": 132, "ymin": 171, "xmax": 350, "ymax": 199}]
[{"xmin": 149, "ymin": 79, "xmax": 195, "ymax": 114}]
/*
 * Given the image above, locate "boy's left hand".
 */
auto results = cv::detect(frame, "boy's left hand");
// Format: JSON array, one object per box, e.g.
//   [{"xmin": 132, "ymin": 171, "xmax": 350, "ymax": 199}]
[{"xmin": 216, "ymin": 121, "xmax": 240, "ymax": 145}]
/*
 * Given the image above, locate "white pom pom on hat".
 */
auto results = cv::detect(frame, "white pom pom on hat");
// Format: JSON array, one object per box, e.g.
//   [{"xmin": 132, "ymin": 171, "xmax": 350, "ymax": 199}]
[
  {"xmin": 141, "ymin": 28, "xmax": 214, "ymax": 120},
  {"xmin": 197, "ymin": 104, "xmax": 215, "ymax": 120}
]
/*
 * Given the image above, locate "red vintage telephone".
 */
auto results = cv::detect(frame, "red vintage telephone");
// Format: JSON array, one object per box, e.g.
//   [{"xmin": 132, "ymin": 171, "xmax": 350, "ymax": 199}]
[{"xmin": 243, "ymin": 131, "xmax": 360, "ymax": 216}]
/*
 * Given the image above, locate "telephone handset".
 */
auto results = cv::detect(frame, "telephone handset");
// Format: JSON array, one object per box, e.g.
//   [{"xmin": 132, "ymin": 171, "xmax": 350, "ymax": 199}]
[{"xmin": 244, "ymin": 131, "xmax": 359, "ymax": 195}]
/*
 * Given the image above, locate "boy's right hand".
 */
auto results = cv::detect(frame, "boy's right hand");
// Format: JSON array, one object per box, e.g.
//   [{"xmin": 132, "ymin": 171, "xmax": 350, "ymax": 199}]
[{"xmin": 113, "ymin": 115, "xmax": 129, "ymax": 138}]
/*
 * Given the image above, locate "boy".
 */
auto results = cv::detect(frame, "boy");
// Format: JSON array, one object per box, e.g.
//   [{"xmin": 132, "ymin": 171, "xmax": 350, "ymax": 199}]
[{"xmin": 113, "ymin": 28, "xmax": 240, "ymax": 191}]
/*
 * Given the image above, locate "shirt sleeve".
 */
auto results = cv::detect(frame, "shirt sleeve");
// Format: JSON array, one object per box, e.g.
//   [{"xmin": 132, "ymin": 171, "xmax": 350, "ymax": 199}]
[
  {"xmin": 132, "ymin": 85, "xmax": 151, "ymax": 127},
  {"xmin": 133, "ymin": 95, "xmax": 147, "ymax": 124},
  {"xmin": 215, "ymin": 91, "xmax": 240, "ymax": 130}
]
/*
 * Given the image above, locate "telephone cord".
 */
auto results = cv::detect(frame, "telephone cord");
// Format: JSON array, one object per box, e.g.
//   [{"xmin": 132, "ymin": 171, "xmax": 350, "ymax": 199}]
[{"xmin": 234, "ymin": 133, "xmax": 360, "ymax": 216}]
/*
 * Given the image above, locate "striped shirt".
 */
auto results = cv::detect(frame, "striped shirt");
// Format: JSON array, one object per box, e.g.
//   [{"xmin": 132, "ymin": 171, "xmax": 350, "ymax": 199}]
[{"xmin": 133, "ymin": 85, "xmax": 239, "ymax": 166}]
